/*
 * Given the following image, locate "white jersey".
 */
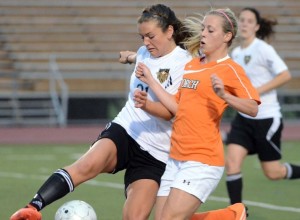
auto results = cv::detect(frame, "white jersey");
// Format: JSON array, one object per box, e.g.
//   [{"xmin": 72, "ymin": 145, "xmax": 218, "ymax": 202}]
[
  {"xmin": 113, "ymin": 46, "xmax": 192, "ymax": 163},
  {"xmin": 231, "ymin": 38, "xmax": 288, "ymax": 119}
]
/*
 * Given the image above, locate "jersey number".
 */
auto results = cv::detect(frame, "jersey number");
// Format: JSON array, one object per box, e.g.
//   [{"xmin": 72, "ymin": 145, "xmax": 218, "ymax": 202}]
[{"xmin": 137, "ymin": 84, "xmax": 149, "ymax": 93}]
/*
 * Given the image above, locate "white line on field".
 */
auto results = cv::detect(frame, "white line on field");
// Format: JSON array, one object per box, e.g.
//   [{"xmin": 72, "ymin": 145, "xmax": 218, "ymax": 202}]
[{"xmin": 1, "ymin": 171, "xmax": 300, "ymax": 213}]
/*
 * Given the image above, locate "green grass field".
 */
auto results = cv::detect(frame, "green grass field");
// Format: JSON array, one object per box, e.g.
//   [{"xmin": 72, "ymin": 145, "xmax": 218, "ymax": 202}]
[{"xmin": 1, "ymin": 141, "xmax": 300, "ymax": 220}]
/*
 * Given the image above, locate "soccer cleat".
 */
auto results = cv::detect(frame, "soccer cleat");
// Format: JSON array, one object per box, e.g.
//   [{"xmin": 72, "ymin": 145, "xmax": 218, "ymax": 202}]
[
  {"xmin": 10, "ymin": 204, "xmax": 42, "ymax": 220},
  {"xmin": 228, "ymin": 203, "xmax": 248, "ymax": 220}
]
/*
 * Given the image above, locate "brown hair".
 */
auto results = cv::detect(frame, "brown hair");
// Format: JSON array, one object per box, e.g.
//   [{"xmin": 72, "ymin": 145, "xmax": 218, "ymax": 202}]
[
  {"xmin": 240, "ymin": 7, "xmax": 278, "ymax": 40},
  {"xmin": 138, "ymin": 4, "xmax": 189, "ymax": 49}
]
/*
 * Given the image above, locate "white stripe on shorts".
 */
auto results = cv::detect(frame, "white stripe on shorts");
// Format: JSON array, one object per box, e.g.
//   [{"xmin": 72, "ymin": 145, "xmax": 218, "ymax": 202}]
[{"xmin": 266, "ymin": 117, "xmax": 281, "ymax": 155}]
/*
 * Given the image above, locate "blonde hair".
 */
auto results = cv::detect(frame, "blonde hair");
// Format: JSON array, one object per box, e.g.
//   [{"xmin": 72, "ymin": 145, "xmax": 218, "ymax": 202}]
[{"xmin": 182, "ymin": 8, "xmax": 238, "ymax": 57}]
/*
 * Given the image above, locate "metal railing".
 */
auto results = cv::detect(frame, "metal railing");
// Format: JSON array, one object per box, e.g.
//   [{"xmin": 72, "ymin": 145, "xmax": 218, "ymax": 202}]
[{"xmin": 49, "ymin": 54, "xmax": 69, "ymax": 126}]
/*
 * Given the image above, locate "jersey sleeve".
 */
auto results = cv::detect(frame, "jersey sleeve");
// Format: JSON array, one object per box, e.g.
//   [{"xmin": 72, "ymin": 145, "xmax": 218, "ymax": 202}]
[
  {"xmin": 224, "ymin": 63, "xmax": 261, "ymax": 104},
  {"xmin": 260, "ymin": 44, "xmax": 288, "ymax": 76}
]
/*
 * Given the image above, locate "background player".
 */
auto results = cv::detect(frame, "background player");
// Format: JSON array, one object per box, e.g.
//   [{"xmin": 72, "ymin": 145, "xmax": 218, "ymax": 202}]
[{"xmin": 225, "ymin": 7, "xmax": 300, "ymax": 205}]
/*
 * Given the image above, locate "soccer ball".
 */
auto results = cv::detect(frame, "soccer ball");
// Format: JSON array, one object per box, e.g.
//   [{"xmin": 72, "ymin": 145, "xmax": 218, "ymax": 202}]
[{"xmin": 54, "ymin": 200, "xmax": 98, "ymax": 220}]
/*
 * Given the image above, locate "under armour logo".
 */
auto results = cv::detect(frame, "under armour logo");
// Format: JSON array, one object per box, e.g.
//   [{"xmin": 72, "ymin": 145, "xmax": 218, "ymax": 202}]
[{"xmin": 183, "ymin": 180, "xmax": 190, "ymax": 185}]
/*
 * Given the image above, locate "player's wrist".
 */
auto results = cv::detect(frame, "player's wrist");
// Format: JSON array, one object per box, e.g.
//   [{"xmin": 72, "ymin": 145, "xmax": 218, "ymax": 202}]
[{"xmin": 126, "ymin": 54, "xmax": 133, "ymax": 64}]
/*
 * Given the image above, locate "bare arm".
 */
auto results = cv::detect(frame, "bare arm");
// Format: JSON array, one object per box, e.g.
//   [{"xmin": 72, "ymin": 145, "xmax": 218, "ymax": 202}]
[
  {"xmin": 119, "ymin": 51, "xmax": 137, "ymax": 64},
  {"xmin": 257, "ymin": 70, "xmax": 292, "ymax": 95},
  {"xmin": 211, "ymin": 74, "xmax": 258, "ymax": 117},
  {"xmin": 133, "ymin": 89, "xmax": 174, "ymax": 120},
  {"xmin": 135, "ymin": 62, "xmax": 178, "ymax": 115}
]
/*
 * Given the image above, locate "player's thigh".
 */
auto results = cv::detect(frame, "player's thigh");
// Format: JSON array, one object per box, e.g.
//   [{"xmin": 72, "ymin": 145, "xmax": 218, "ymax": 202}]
[
  {"xmin": 123, "ymin": 179, "xmax": 159, "ymax": 219},
  {"xmin": 161, "ymin": 188, "xmax": 201, "ymax": 220},
  {"xmin": 66, "ymin": 138, "xmax": 117, "ymax": 184}
]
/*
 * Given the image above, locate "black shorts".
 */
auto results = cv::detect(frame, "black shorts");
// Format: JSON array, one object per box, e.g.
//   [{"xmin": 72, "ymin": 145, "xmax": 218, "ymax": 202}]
[
  {"xmin": 226, "ymin": 114, "xmax": 283, "ymax": 161},
  {"xmin": 96, "ymin": 122, "xmax": 166, "ymax": 190}
]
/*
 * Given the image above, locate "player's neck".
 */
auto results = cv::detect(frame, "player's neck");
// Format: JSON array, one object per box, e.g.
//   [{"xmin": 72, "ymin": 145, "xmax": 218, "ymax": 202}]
[{"xmin": 241, "ymin": 36, "xmax": 255, "ymax": 49}]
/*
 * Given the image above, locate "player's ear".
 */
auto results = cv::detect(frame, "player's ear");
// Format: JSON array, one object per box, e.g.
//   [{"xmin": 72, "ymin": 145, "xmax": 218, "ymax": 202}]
[
  {"xmin": 255, "ymin": 24, "xmax": 260, "ymax": 32},
  {"xmin": 224, "ymin": 32, "xmax": 233, "ymax": 43},
  {"xmin": 167, "ymin": 25, "xmax": 174, "ymax": 40}
]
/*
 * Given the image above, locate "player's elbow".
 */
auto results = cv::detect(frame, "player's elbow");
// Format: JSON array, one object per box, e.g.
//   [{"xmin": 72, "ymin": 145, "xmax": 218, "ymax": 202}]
[
  {"xmin": 243, "ymin": 101, "xmax": 258, "ymax": 117},
  {"xmin": 249, "ymin": 107, "xmax": 258, "ymax": 117},
  {"xmin": 160, "ymin": 111, "xmax": 175, "ymax": 121}
]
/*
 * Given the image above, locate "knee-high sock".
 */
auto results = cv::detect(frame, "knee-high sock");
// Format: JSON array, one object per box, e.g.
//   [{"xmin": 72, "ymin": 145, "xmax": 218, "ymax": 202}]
[
  {"xmin": 29, "ymin": 169, "xmax": 74, "ymax": 211},
  {"xmin": 226, "ymin": 173, "xmax": 242, "ymax": 204},
  {"xmin": 284, "ymin": 163, "xmax": 300, "ymax": 179}
]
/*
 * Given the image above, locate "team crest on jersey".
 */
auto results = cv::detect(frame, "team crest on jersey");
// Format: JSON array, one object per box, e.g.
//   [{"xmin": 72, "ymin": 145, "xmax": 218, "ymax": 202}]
[
  {"xmin": 156, "ymin": 69, "xmax": 170, "ymax": 83},
  {"xmin": 244, "ymin": 55, "xmax": 251, "ymax": 64}
]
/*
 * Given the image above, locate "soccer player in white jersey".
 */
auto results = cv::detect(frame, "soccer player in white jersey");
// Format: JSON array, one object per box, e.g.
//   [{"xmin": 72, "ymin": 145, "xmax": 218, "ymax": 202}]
[
  {"xmin": 10, "ymin": 4, "xmax": 192, "ymax": 220},
  {"xmin": 226, "ymin": 7, "xmax": 300, "ymax": 205}
]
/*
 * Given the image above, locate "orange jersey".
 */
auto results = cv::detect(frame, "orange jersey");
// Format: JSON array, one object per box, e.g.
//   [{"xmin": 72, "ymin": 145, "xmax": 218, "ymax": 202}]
[{"xmin": 170, "ymin": 57, "xmax": 260, "ymax": 166}]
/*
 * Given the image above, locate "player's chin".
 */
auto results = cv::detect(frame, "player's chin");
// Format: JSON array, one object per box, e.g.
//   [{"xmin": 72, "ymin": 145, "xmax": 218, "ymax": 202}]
[{"xmin": 149, "ymin": 50, "xmax": 159, "ymax": 58}]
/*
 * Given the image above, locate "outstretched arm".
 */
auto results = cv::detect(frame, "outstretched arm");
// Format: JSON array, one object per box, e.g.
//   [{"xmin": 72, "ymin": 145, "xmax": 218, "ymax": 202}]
[
  {"xmin": 119, "ymin": 51, "xmax": 137, "ymax": 64},
  {"xmin": 135, "ymin": 62, "xmax": 178, "ymax": 115},
  {"xmin": 211, "ymin": 74, "xmax": 258, "ymax": 117}
]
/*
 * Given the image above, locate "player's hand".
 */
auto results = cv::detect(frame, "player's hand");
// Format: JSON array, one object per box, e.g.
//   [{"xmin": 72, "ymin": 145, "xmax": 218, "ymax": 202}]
[
  {"xmin": 10, "ymin": 205, "xmax": 42, "ymax": 220},
  {"xmin": 119, "ymin": 50, "xmax": 136, "ymax": 64},
  {"xmin": 135, "ymin": 62, "xmax": 155, "ymax": 85},
  {"xmin": 133, "ymin": 88, "xmax": 148, "ymax": 109},
  {"xmin": 211, "ymin": 74, "xmax": 225, "ymax": 98}
]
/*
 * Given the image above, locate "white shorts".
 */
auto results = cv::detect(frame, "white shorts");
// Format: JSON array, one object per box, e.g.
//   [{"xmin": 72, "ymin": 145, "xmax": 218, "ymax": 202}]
[{"xmin": 157, "ymin": 158, "xmax": 224, "ymax": 203}]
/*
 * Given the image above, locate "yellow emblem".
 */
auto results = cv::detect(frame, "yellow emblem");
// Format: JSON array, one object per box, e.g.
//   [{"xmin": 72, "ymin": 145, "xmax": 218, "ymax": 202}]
[
  {"xmin": 156, "ymin": 69, "xmax": 170, "ymax": 83},
  {"xmin": 244, "ymin": 55, "xmax": 251, "ymax": 64}
]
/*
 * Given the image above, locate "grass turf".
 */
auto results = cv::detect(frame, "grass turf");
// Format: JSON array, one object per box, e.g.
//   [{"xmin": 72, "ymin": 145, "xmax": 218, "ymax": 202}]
[{"xmin": 1, "ymin": 141, "xmax": 300, "ymax": 219}]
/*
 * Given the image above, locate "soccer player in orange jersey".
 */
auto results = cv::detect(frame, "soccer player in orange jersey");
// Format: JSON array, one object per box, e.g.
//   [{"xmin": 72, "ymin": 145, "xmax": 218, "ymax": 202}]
[{"xmin": 134, "ymin": 8, "xmax": 260, "ymax": 220}]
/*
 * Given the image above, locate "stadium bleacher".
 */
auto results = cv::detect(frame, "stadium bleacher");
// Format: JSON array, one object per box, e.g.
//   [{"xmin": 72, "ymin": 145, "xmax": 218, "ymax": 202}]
[{"xmin": 0, "ymin": 0, "xmax": 299, "ymax": 125}]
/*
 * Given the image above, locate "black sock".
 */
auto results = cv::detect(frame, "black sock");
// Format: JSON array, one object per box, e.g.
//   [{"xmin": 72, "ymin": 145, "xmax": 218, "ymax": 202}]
[
  {"xmin": 226, "ymin": 173, "xmax": 243, "ymax": 204},
  {"xmin": 29, "ymin": 169, "xmax": 74, "ymax": 211},
  {"xmin": 284, "ymin": 163, "xmax": 300, "ymax": 179}
]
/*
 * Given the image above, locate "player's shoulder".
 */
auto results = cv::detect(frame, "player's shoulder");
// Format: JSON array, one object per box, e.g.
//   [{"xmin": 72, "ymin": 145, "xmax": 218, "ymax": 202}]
[
  {"xmin": 254, "ymin": 38, "xmax": 276, "ymax": 53},
  {"xmin": 231, "ymin": 46, "xmax": 241, "ymax": 56},
  {"xmin": 137, "ymin": 46, "xmax": 148, "ymax": 55},
  {"xmin": 225, "ymin": 57, "xmax": 245, "ymax": 72},
  {"xmin": 170, "ymin": 46, "xmax": 192, "ymax": 61}
]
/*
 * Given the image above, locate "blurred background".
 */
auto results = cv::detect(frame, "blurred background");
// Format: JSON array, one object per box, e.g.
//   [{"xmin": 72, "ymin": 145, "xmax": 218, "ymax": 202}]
[{"xmin": 0, "ymin": 0, "xmax": 299, "ymax": 129}]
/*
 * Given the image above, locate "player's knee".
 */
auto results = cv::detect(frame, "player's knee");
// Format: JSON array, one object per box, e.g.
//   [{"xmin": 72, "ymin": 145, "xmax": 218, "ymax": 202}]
[
  {"xmin": 263, "ymin": 170, "xmax": 283, "ymax": 180},
  {"xmin": 225, "ymin": 157, "xmax": 241, "ymax": 174},
  {"xmin": 123, "ymin": 207, "xmax": 151, "ymax": 220},
  {"xmin": 69, "ymin": 158, "xmax": 100, "ymax": 181}
]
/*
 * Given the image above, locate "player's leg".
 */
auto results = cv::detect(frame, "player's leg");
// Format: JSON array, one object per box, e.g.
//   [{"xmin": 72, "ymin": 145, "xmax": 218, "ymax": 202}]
[
  {"xmin": 160, "ymin": 188, "xmax": 201, "ymax": 220},
  {"xmin": 154, "ymin": 196, "xmax": 168, "ymax": 220},
  {"xmin": 20, "ymin": 137, "xmax": 117, "ymax": 213},
  {"xmin": 225, "ymin": 143, "xmax": 248, "ymax": 204},
  {"xmin": 260, "ymin": 160, "xmax": 287, "ymax": 179},
  {"xmin": 122, "ymin": 139, "xmax": 166, "ymax": 220},
  {"xmin": 155, "ymin": 159, "xmax": 224, "ymax": 220},
  {"xmin": 257, "ymin": 117, "xmax": 300, "ymax": 180},
  {"xmin": 123, "ymin": 179, "xmax": 159, "ymax": 220},
  {"xmin": 11, "ymin": 122, "xmax": 125, "ymax": 220},
  {"xmin": 10, "ymin": 136, "xmax": 118, "ymax": 220},
  {"xmin": 65, "ymin": 137, "xmax": 117, "ymax": 186},
  {"xmin": 226, "ymin": 114, "xmax": 254, "ymax": 204}
]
